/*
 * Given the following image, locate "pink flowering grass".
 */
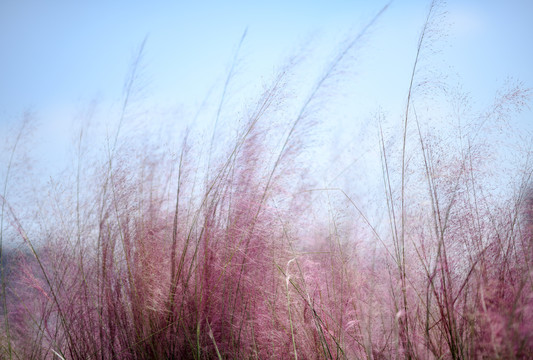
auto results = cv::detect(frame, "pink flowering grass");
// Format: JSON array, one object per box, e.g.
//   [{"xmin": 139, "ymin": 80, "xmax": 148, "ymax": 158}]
[{"xmin": 1, "ymin": 1, "xmax": 532, "ymax": 359}]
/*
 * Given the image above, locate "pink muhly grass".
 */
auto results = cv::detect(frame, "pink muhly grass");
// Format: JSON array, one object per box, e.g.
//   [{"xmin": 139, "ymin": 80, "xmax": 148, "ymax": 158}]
[{"xmin": 0, "ymin": 1, "xmax": 531, "ymax": 359}]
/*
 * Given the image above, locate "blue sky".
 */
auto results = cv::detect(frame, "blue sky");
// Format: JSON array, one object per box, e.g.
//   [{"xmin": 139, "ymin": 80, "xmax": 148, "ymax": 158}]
[{"xmin": 1, "ymin": 0, "xmax": 532, "ymax": 177}]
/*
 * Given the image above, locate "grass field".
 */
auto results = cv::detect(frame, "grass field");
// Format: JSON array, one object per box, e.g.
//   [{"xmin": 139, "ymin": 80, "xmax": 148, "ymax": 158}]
[{"xmin": 1, "ymin": 1, "xmax": 532, "ymax": 359}]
